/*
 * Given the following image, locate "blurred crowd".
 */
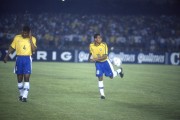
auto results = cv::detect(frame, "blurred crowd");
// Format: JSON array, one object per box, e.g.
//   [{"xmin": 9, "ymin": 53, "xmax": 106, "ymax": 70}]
[{"xmin": 0, "ymin": 13, "xmax": 180, "ymax": 52}]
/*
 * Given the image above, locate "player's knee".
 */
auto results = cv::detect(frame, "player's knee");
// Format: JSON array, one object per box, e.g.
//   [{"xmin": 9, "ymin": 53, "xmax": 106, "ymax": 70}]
[
  {"xmin": 98, "ymin": 77, "xmax": 103, "ymax": 81},
  {"xmin": 18, "ymin": 80, "xmax": 23, "ymax": 83}
]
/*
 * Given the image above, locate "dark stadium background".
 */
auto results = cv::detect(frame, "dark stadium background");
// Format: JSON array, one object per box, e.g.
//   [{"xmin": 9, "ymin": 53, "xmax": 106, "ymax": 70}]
[
  {"xmin": 0, "ymin": 0, "xmax": 180, "ymax": 15},
  {"xmin": 0, "ymin": 0, "xmax": 180, "ymax": 64},
  {"xmin": 1, "ymin": 2, "xmax": 180, "ymax": 120}
]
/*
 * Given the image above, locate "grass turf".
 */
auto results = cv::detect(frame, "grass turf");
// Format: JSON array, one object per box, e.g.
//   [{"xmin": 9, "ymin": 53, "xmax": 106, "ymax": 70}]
[{"xmin": 0, "ymin": 62, "xmax": 180, "ymax": 120}]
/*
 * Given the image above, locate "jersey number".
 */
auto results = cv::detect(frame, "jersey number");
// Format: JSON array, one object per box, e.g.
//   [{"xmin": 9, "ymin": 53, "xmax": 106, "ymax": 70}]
[{"xmin": 23, "ymin": 45, "xmax": 26, "ymax": 50}]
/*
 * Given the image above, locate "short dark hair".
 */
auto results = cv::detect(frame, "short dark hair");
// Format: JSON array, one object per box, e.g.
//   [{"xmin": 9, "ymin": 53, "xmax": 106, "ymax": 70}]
[
  {"xmin": 23, "ymin": 26, "xmax": 31, "ymax": 32},
  {"xmin": 94, "ymin": 33, "xmax": 100, "ymax": 39}
]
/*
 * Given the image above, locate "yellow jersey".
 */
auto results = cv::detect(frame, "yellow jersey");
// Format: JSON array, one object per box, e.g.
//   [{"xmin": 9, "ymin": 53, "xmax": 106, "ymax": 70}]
[
  {"xmin": 11, "ymin": 34, "xmax": 37, "ymax": 56},
  {"xmin": 89, "ymin": 42, "xmax": 108, "ymax": 62}
]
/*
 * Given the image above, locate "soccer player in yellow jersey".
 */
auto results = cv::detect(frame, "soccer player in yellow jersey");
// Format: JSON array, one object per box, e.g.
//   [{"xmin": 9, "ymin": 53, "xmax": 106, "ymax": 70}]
[
  {"xmin": 88, "ymin": 33, "xmax": 124, "ymax": 99},
  {"xmin": 3, "ymin": 26, "xmax": 37, "ymax": 102}
]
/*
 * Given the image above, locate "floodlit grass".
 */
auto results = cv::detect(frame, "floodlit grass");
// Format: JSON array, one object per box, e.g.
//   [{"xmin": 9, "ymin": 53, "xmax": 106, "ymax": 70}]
[{"xmin": 0, "ymin": 62, "xmax": 180, "ymax": 120}]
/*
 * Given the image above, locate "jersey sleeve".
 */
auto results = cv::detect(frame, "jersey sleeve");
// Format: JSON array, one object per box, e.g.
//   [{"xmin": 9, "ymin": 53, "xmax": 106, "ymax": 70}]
[
  {"xmin": 10, "ymin": 36, "xmax": 17, "ymax": 49},
  {"xmin": 89, "ymin": 44, "xmax": 92, "ymax": 53},
  {"xmin": 104, "ymin": 43, "xmax": 108, "ymax": 55}
]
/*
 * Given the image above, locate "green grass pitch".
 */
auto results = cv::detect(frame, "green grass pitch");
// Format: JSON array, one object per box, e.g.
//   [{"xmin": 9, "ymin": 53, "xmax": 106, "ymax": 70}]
[{"xmin": 0, "ymin": 62, "xmax": 180, "ymax": 120}]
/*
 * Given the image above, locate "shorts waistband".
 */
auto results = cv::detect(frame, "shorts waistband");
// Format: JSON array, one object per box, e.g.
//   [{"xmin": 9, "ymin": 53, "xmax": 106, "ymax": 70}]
[{"xmin": 17, "ymin": 55, "xmax": 31, "ymax": 57}]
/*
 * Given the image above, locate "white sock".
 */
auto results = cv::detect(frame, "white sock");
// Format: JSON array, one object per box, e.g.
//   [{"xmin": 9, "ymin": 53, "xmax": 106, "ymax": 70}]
[
  {"xmin": 98, "ymin": 81, "xmax": 105, "ymax": 96},
  {"xmin": 113, "ymin": 69, "xmax": 121, "ymax": 77},
  {"xmin": 18, "ymin": 82, "xmax": 23, "ymax": 97},
  {"xmin": 23, "ymin": 82, "xmax": 30, "ymax": 98}
]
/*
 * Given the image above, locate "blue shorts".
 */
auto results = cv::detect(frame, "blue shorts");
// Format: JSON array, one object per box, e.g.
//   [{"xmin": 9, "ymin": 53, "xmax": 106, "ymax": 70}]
[
  {"xmin": 14, "ymin": 56, "xmax": 32, "ymax": 74},
  {"xmin": 95, "ymin": 59, "xmax": 115, "ymax": 77}
]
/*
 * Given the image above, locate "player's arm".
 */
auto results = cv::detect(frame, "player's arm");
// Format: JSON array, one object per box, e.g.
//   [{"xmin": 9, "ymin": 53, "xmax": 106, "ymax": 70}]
[
  {"xmin": 88, "ymin": 44, "xmax": 95, "ymax": 62},
  {"xmin": 3, "ymin": 46, "xmax": 15, "ymax": 63},
  {"xmin": 88, "ymin": 53, "xmax": 92, "ymax": 62},
  {"xmin": 88, "ymin": 53, "xmax": 96, "ymax": 62},
  {"xmin": 93, "ymin": 54, "xmax": 108, "ymax": 62},
  {"xmin": 29, "ymin": 31, "xmax": 37, "ymax": 53}
]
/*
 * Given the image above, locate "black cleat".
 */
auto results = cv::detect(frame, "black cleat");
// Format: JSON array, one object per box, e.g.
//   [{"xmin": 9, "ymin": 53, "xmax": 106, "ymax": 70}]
[
  {"xmin": 19, "ymin": 96, "xmax": 22, "ymax": 101},
  {"xmin": 101, "ymin": 96, "xmax": 105, "ymax": 99},
  {"xmin": 119, "ymin": 67, "xmax": 124, "ymax": 78},
  {"xmin": 21, "ymin": 98, "xmax": 27, "ymax": 102}
]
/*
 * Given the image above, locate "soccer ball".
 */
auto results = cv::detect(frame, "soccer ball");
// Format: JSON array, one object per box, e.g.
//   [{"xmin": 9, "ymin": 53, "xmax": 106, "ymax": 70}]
[{"xmin": 112, "ymin": 57, "xmax": 122, "ymax": 67}]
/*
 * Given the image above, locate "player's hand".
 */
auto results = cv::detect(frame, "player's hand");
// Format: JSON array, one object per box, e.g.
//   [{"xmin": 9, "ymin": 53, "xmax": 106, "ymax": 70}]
[
  {"xmin": 3, "ymin": 55, "xmax": 8, "ymax": 63},
  {"xmin": 88, "ymin": 58, "xmax": 93, "ymax": 62},
  {"xmin": 90, "ymin": 59, "xmax": 95, "ymax": 62},
  {"xmin": 91, "ymin": 58, "xmax": 99, "ymax": 62},
  {"xmin": 88, "ymin": 57, "xmax": 96, "ymax": 62}
]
